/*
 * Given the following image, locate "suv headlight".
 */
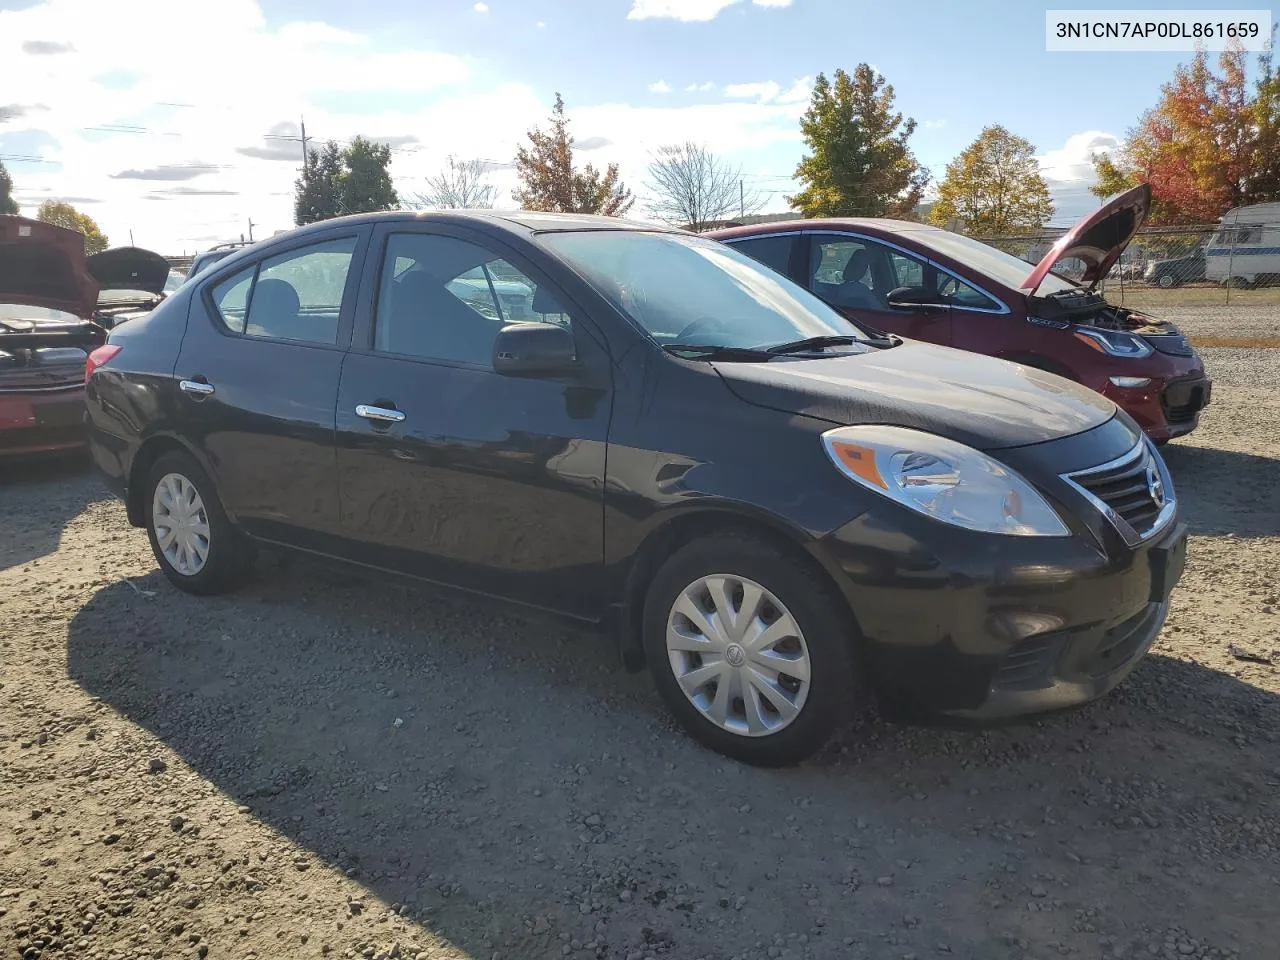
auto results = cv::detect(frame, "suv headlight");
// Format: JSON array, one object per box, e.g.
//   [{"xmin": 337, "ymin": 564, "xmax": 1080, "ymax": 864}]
[
  {"xmin": 1073, "ymin": 327, "xmax": 1153, "ymax": 358},
  {"xmin": 822, "ymin": 425, "xmax": 1070, "ymax": 537}
]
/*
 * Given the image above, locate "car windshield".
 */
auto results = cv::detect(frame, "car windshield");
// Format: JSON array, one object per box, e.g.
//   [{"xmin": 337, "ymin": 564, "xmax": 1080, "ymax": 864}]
[
  {"xmin": 541, "ymin": 231, "xmax": 870, "ymax": 349},
  {"xmin": 912, "ymin": 230, "xmax": 1080, "ymax": 295}
]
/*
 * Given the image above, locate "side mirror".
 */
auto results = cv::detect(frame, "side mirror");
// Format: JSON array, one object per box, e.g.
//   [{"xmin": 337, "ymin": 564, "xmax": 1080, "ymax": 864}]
[
  {"xmin": 492, "ymin": 322, "xmax": 577, "ymax": 376},
  {"xmin": 886, "ymin": 285, "xmax": 949, "ymax": 312}
]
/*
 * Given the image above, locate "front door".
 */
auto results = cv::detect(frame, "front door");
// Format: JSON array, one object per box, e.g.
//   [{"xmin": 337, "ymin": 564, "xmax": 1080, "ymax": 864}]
[
  {"xmin": 174, "ymin": 230, "xmax": 368, "ymax": 547},
  {"xmin": 334, "ymin": 225, "xmax": 613, "ymax": 620},
  {"xmin": 804, "ymin": 233, "xmax": 953, "ymax": 345}
]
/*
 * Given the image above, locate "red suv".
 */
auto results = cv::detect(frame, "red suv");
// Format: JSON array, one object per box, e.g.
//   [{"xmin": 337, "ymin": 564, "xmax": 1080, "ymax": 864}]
[{"xmin": 708, "ymin": 185, "xmax": 1210, "ymax": 443}]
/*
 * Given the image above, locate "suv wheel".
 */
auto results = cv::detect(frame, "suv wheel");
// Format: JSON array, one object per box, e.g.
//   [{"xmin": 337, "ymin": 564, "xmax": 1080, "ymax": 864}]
[
  {"xmin": 145, "ymin": 451, "xmax": 248, "ymax": 594},
  {"xmin": 642, "ymin": 534, "xmax": 858, "ymax": 766},
  {"xmin": 1157, "ymin": 274, "xmax": 1175, "ymax": 288}
]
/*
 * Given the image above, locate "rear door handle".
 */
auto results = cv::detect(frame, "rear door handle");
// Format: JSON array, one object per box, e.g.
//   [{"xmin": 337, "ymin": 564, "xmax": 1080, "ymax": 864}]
[
  {"xmin": 179, "ymin": 379, "xmax": 215, "ymax": 397},
  {"xmin": 355, "ymin": 404, "xmax": 406, "ymax": 424}
]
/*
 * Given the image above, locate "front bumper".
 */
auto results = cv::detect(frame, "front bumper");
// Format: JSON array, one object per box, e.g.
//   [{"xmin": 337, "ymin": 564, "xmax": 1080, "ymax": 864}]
[
  {"xmin": 0, "ymin": 388, "xmax": 88, "ymax": 458},
  {"xmin": 813, "ymin": 502, "xmax": 1188, "ymax": 720},
  {"xmin": 1103, "ymin": 373, "xmax": 1212, "ymax": 442}
]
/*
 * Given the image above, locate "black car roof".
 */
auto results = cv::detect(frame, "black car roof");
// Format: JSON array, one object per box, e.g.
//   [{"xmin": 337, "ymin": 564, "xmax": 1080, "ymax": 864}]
[{"xmin": 265, "ymin": 210, "xmax": 680, "ymax": 245}]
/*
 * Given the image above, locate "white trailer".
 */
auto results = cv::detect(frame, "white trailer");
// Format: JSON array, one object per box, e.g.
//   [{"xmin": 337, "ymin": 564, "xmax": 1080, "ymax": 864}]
[{"xmin": 1205, "ymin": 202, "xmax": 1280, "ymax": 287}]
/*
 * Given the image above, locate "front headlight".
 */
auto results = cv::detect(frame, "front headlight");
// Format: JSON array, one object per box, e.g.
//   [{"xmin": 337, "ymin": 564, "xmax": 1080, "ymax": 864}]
[
  {"xmin": 821, "ymin": 425, "xmax": 1070, "ymax": 537},
  {"xmin": 1073, "ymin": 327, "xmax": 1154, "ymax": 358}
]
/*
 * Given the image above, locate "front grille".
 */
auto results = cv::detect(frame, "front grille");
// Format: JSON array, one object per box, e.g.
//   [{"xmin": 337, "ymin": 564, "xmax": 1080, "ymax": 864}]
[
  {"xmin": 1161, "ymin": 377, "xmax": 1209, "ymax": 423},
  {"xmin": 1144, "ymin": 333, "xmax": 1194, "ymax": 357},
  {"xmin": 1063, "ymin": 442, "xmax": 1171, "ymax": 543},
  {"xmin": 992, "ymin": 634, "xmax": 1065, "ymax": 692},
  {"xmin": 1082, "ymin": 603, "xmax": 1162, "ymax": 679}
]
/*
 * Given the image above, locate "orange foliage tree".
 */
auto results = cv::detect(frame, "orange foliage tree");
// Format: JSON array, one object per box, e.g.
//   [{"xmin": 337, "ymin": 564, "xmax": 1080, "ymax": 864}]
[{"xmin": 1090, "ymin": 46, "xmax": 1267, "ymax": 224}]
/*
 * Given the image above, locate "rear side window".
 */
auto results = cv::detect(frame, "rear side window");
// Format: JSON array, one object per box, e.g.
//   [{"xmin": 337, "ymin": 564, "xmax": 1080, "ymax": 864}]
[
  {"xmin": 211, "ymin": 267, "xmax": 253, "ymax": 333},
  {"xmin": 206, "ymin": 237, "xmax": 357, "ymax": 344},
  {"xmin": 728, "ymin": 235, "xmax": 794, "ymax": 277}
]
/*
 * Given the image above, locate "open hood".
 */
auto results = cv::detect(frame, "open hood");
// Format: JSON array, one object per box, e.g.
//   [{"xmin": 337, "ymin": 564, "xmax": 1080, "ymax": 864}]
[
  {"xmin": 87, "ymin": 246, "xmax": 171, "ymax": 296},
  {"xmin": 0, "ymin": 215, "xmax": 100, "ymax": 317},
  {"xmin": 1021, "ymin": 183, "xmax": 1151, "ymax": 295}
]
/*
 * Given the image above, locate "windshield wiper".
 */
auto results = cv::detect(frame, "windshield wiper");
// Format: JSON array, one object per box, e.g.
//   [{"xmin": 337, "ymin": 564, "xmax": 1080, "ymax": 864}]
[
  {"xmin": 765, "ymin": 334, "xmax": 867, "ymax": 355},
  {"xmin": 662, "ymin": 342, "xmax": 775, "ymax": 361}
]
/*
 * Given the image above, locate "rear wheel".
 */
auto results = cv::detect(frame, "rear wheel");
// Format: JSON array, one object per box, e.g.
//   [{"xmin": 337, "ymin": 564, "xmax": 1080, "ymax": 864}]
[
  {"xmin": 642, "ymin": 534, "xmax": 858, "ymax": 766},
  {"xmin": 145, "ymin": 451, "xmax": 248, "ymax": 594},
  {"xmin": 1157, "ymin": 274, "xmax": 1175, "ymax": 288}
]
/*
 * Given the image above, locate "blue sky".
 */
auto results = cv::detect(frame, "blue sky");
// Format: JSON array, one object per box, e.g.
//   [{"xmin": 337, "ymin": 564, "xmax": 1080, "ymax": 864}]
[{"xmin": 0, "ymin": 0, "xmax": 1257, "ymax": 250}]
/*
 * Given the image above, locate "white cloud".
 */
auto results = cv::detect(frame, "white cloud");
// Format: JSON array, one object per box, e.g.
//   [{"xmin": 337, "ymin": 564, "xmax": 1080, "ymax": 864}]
[
  {"xmin": 536, "ymin": 20, "xmax": 546, "ymax": 27},
  {"xmin": 774, "ymin": 77, "xmax": 811, "ymax": 104},
  {"xmin": 474, "ymin": 2, "xmax": 489, "ymax": 12},
  {"xmin": 724, "ymin": 81, "xmax": 780, "ymax": 102},
  {"xmin": 685, "ymin": 81, "xmax": 716, "ymax": 92},
  {"xmin": 627, "ymin": 0, "xmax": 792, "ymax": 21},
  {"xmin": 1037, "ymin": 129, "xmax": 1120, "ymax": 182},
  {"xmin": 648, "ymin": 80, "xmax": 672, "ymax": 94},
  {"xmin": 0, "ymin": 0, "xmax": 813, "ymax": 249},
  {"xmin": 922, "ymin": 118, "xmax": 947, "ymax": 130}
]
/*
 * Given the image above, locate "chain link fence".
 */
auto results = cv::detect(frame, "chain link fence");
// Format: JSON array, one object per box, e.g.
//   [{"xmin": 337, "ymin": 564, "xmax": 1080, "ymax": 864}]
[{"xmin": 972, "ymin": 223, "xmax": 1280, "ymax": 346}]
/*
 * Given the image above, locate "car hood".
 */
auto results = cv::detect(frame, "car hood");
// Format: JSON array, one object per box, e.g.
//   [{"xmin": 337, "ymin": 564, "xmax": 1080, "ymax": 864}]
[
  {"xmin": 1021, "ymin": 183, "xmax": 1151, "ymax": 295},
  {"xmin": 0, "ymin": 215, "xmax": 100, "ymax": 317},
  {"xmin": 86, "ymin": 246, "xmax": 171, "ymax": 295},
  {"xmin": 712, "ymin": 339, "xmax": 1116, "ymax": 451}
]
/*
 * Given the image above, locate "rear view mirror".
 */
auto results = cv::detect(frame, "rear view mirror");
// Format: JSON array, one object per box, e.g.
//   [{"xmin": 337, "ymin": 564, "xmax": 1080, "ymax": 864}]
[
  {"xmin": 492, "ymin": 322, "xmax": 576, "ymax": 376},
  {"xmin": 886, "ymin": 285, "xmax": 949, "ymax": 312}
]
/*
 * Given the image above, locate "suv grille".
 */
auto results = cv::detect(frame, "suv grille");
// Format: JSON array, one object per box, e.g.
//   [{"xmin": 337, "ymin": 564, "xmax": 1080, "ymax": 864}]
[{"xmin": 1063, "ymin": 441, "xmax": 1173, "ymax": 544}]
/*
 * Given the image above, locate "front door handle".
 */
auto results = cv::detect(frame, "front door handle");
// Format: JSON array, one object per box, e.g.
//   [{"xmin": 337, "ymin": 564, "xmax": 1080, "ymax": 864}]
[
  {"xmin": 355, "ymin": 403, "xmax": 406, "ymax": 424},
  {"xmin": 179, "ymin": 379, "xmax": 215, "ymax": 397}
]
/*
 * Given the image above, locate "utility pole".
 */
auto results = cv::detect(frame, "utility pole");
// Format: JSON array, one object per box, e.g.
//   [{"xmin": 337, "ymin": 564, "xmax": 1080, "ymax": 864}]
[
  {"xmin": 739, "ymin": 179, "xmax": 745, "ymax": 219},
  {"xmin": 247, "ymin": 218, "xmax": 256, "ymax": 242},
  {"xmin": 129, "ymin": 229, "xmax": 134, "ymax": 246},
  {"xmin": 300, "ymin": 117, "xmax": 311, "ymax": 166}
]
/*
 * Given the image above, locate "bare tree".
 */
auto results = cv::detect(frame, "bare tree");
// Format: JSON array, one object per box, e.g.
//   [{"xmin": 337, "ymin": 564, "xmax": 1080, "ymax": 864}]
[
  {"xmin": 646, "ymin": 142, "xmax": 763, "ymax": 231},
  {"xmin": 411, "ymin": 155, "xmax": 497, "ymax": 209}
]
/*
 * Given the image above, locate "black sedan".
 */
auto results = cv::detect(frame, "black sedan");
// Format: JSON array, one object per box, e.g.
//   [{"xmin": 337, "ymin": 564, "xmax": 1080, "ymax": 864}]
[{"xmin": 85, "ymin": 211, "xmax": 1187, "ymax": 766}]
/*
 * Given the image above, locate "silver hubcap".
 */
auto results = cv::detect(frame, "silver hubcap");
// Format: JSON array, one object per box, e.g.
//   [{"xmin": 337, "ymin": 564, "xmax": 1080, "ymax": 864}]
[
  {"xmin": 152, "ymin": 472, "xmax": 210, "ymax": 576},
  {"xmin": 665, "ymin": 574, "xmax": 811, "ymax": 738}
]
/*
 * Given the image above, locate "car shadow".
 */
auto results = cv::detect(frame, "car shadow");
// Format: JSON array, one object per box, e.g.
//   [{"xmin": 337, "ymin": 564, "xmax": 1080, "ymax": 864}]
[
  {"xmin": 0, "ymin": 452, "xmax": 99, "ymax": 572},
  {"xmin": 66, "ymin": 561, "xmax": 1280, "ymax": 959},
  {"xmin": 1162, "ymin": 441, "xmax": 1280, "ymax": 537}
]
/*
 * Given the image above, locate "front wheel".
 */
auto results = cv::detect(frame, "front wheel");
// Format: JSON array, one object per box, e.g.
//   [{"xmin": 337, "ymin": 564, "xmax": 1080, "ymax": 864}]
[
  {"xmin": 145, "ymin": 451, "xmax": 248, "ymax": 594},
  {"xmin": 1156, "ymin": 274, "xmax": 1175, "ymax": 288},
  {"xmin": 641, "ymin": 534, "xmax": 859, "ymax": 766}
]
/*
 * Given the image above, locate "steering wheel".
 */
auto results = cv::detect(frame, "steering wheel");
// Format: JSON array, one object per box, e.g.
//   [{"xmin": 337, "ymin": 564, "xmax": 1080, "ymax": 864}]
[{"xmin": 673, "ymin": 316, "xmax": 731, "ymax": 342}]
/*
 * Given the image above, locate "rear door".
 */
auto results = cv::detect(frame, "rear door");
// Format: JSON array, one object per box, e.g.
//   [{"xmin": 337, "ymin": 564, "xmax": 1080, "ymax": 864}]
[
  {"xmin": 803, "ymin": 233, "xmax": 953, "ymax": 344},
  {"xmin": 333, "ymin": 223, "xmax": 613, "ymax": 620},
  {"xmin": 174, "ymin": 229, "xmax": 370, "ymax": 549}
]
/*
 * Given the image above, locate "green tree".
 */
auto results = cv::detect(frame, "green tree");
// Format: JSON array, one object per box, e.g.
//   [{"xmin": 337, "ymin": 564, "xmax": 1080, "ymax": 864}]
[
  {"xmin": 293, "ymin": 138, "xmax": 398, "ymax": 226},
  {"xmin": 513, "ymin": 93, "xmax": 634, "ymax": 216},
  {"xmin": 789, "ymin": 65, "xmax": 929, "ymax": 219},
  {"xmin": 928, "ymin": 125, "xmax": 1054, "ymax": 234},
  {"xmin": 1249, "ymin": 32, "xmax": 1280, "ymax": 205},
  {"xmin": 0, "ymin": 160, "xmax": 17, "ymax": 215},
  {"xmin": 36, "ymin": 200, "xmax": 108, "ymax": 253},
  {"xmin": 340, "ymin": 136, "xmax": 398, "ymax": 214},
  {"xmin": 294, "ymin": 141, "xmax": 345, "ymax": 225}
]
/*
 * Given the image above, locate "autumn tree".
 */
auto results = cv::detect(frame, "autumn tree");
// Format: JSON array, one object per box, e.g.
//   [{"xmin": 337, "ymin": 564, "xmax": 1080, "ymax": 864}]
[
  {"xmin": 294, "ymin": 137, "xmax": 399, "ymax": 225},
  {"xmin": 1089, "ymin": 47, "xmax": 1259, "ymax": 223},
  {"xmin": 36, "ymin": 200, "xmax": 108, "ymax": 253},
  {"xmin": 929, "ymin": 126, "xmax": 1053, "ymax": 234},
  {"xmin": 411, "ymin": 155, "xmax": 496, "ymax": 209},
  {"xmin": 646, "ymin": 141, "xmax": 763, "ymax": 230},
  {"xmin": 1249, "ymin": 34, "xmax": 1280, "ymax": 205},
  {"xmin": 513, "ymin": 93, "xmax": 634, "ymax": 216},
  {"xmin": 0, "ymin": 160, "xmax": 17, "ymax": 215},
  {"xmin": 789, "ymin": 65, "xmax": 929, "ymax": 219}
]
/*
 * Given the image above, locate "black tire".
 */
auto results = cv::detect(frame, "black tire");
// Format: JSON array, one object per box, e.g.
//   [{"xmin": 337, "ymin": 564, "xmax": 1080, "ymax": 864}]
[
  {"xmin": 641, "ymin": 533, "xmax": 859, "ymax": 766},
  {"xmin": 144, "ymin": 451, "xmax": 249, "ymax": 595},
  {"xmin": 1157, "ymin": 274, "xmax": 1175, "ymax": 288}
]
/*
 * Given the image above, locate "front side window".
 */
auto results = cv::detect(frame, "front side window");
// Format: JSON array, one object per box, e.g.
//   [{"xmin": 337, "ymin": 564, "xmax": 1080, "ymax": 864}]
[
  {"xmin": 374, "ymin": 233, "xmax": 572, "ymax": 365},
  {"xmin": 208, "ymin": 237, "xmax": 356, "ymax": 344},
  {"xmin": 542, "ymin": 231, "xmax": 869, "ymax": 348},
  {"xmin": 809, "ymin": 235, "xmax": 910, "ymax": 310}
]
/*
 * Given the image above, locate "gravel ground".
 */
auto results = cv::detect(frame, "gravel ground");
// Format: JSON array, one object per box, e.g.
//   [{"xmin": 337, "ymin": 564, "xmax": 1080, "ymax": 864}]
[{"xmin": 2, "ymin": 349, "xmax": 1278, "ymax": 960}]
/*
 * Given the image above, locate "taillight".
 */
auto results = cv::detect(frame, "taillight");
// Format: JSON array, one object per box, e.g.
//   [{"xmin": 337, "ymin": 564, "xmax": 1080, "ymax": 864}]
[{"xmin": 85, "ymin": 344, "xmax": 122, "ymax": 383}]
